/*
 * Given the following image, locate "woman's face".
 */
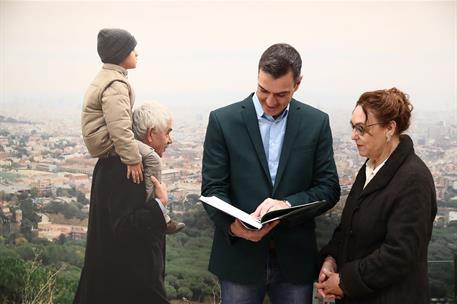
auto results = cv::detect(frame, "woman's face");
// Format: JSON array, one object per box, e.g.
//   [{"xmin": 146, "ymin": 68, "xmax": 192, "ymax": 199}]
[{"xmin": 351, "ymin": 105, "xmax": 388, "ymax": 160}]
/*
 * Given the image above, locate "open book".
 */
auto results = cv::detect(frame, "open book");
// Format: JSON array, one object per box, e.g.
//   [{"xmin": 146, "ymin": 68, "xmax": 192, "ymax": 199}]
[{"xmin": 200, "ymin": 195, "xmax": 327, "ymax": 230}]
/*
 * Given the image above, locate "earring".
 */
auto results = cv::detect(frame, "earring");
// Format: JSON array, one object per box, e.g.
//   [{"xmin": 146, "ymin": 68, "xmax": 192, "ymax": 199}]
[{"xmin": 386, "ymin": 134, "xmax": 391, "ymax": 143}]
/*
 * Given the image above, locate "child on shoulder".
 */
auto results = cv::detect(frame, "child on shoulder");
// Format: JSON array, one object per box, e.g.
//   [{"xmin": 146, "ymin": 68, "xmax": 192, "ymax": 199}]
[{"xmin": 81, "ymin": 28, "xmax": 184, "ymax": 234}]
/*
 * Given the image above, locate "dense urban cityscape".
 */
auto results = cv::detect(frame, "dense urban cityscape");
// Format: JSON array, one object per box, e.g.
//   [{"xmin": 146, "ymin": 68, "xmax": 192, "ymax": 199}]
[
  {"xmin": 0, "ymin": 107, "xmax": 456, "ymax": 302},
  {"xmin": 1, "ymin": 108, "xmax": 456, "ymax": 238}
]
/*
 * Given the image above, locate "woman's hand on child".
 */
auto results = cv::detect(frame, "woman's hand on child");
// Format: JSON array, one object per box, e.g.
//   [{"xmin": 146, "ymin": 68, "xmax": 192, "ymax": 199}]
[{"xmin": 127, "ymin": 163, "xmax": 144, "ymax": 184}]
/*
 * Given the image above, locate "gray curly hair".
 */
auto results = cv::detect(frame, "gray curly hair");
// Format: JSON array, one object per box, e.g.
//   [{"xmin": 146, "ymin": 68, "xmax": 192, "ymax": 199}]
[{"xmin": 132, "ymin": 102, "xmax": 172, "ymax": 141}]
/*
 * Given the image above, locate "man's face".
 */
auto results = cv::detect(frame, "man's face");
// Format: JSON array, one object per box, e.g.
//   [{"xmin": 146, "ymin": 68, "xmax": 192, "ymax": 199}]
[
  {"xmin": 256, "ymin": 69, "xmax": 301, "ymax": 118},
  {"xmin": 148, "ymin": 119, "xmax": 173, "ymax": 157}
]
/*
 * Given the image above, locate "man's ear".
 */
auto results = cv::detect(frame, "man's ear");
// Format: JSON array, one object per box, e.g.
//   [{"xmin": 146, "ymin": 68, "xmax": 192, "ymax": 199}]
[
  {"xmin": 294, "ymin": 75, "xmax": 303, "ymax": 92},
  {"xmin": 146, "ymin": 127, "xmax": 154, "ymax": 143}
]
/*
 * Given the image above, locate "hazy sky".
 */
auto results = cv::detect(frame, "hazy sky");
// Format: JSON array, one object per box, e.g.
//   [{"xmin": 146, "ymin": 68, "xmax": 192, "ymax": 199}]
[{"xmin": 1, "ymin": 1, "xmax": 456, "ymax": 120}]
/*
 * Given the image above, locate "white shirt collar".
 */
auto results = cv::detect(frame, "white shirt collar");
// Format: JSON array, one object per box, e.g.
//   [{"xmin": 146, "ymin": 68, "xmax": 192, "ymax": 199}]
[{"xmin": 364, "ymin": 158, "xmax": 389, "ymax": 189}]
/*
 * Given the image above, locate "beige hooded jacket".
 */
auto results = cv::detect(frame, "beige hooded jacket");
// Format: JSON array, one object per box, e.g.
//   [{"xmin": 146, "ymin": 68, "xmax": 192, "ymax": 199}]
[{"xmin": 81, "ymin": 64, "xmax": 140, "ymax": 165}]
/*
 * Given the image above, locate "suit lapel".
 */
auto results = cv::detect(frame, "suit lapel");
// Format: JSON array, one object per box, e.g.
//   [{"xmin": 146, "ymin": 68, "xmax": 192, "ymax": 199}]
[
  {"xmin": 240, "ymin": 96, "xmax": 272, "ymax": 185},
  {"xmin": 272, "ymin": 99, "xmax": 301, "ymax": 195}
]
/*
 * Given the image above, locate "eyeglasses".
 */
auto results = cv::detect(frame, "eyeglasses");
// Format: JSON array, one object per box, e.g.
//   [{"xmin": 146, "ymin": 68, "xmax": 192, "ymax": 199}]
[{"xmin": 350, "ymin": 121, "xmax": 385, "ymax": 136}]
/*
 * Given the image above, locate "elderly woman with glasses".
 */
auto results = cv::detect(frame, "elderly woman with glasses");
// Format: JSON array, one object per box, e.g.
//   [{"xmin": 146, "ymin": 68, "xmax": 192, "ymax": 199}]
[{"xmin": 315, "ymin": 88, "xmax": 437, "ymax": 304}]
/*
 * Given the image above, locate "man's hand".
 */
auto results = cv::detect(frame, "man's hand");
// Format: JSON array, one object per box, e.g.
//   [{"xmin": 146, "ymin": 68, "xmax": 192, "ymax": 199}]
[
  {"xmin": 316, "ymin": 256, "xmax": 338, "ymax": 298},
  {"xmin": 229, "ymin": 219, "xmax": 279, "ymax": 242},
  {"xmin": 151, "ymin": 176, "xmax": 168, "ymax": 206},
  {"xmin": 314, "ymin": 270, "xmax": 344, "ymax": 300},
  {"xmin": 252, "ymin": 198, "xmax": 290, "ymax": 218},
  {"xmin": 127, "ymin": 163, "xmax": 144, "ymax": 184}
]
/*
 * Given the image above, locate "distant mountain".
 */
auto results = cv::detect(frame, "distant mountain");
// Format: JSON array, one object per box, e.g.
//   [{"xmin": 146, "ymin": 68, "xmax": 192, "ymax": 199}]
[{"xmin": 0, "ymin": 115, "xmax": 33, "ymax": 124}]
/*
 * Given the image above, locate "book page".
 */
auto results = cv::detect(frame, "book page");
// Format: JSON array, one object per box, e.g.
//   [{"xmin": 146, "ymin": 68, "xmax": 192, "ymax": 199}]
[
  {"xmin": 260, "ymin": 200, "xmax": 327, "ymax": 224},
  {"xmin": 199, "ymin": 196, "xmax": 262, "ymax": 229}
]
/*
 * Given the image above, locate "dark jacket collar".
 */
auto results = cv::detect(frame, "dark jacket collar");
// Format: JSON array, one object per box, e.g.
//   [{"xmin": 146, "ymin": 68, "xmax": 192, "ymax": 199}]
[
  {"xmin": 239, "ymin": 93, "xmax": 302, "ymax": 192},
  {"xmin": 355, "ymin": 134, "xmax": 415, "ymax": 199},
  {"xmin": 240, "ymin": 94, "xmax": 271, "ymax": 184}
]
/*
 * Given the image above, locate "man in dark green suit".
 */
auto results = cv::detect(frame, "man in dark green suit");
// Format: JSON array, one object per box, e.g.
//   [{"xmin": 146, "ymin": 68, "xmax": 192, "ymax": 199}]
[{"xmin": 201, "ymin": 43, "xmax": 340, "ymax": 304}]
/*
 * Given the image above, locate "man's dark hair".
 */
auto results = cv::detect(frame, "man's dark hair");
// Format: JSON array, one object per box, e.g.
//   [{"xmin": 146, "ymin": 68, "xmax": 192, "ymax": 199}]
[{"xmin": 258, "ymin": 43, "xmax": 302, "ymax": 83}]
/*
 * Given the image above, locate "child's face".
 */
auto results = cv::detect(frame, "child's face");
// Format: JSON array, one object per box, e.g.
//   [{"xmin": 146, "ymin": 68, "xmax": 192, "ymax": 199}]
[{"xmin": 120, "ymin": 48, "xmax": 138, "ymax": 69}]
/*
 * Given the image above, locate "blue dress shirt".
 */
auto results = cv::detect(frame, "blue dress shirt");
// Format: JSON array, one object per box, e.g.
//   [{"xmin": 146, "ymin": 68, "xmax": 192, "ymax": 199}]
[{"xmin": 252, "ymin": 94, "xmax": 289, "ymax": 186}]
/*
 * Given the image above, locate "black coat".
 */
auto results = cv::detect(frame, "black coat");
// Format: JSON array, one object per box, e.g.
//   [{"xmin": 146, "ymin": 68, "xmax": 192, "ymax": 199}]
[
  {"xmin": 321, "ymin": 135, "xmax": 437, "ymax": 304},
  {"xmin": 74, "ymin": 157, "xmax": 169, "ymax": 304}
]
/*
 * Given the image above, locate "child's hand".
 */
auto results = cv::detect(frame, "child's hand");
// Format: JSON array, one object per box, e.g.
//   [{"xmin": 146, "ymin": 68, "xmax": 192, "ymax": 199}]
[
  {"xmin": 127, "ymin": 163, "xmax": 144, "ymax": 184},
  {"xmin": 151, "ymin": 176, "xmax": 168, "ymax": 206}
]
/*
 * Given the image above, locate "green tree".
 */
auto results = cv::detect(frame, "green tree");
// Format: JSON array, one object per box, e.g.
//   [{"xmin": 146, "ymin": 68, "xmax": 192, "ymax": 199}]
[
  {"xmin": 56, "ymin": 234, "xmax": 67, "ymax": 245},
  {"xmin": 19, "ymin": 198, "xmax": 40, "ymax": 226},
  {"xmin": 30, "ymin": 187, "xmax": 39, "ymax": 198},
  {"xmin": 21, "ymin": 260, "xmax": 59, "ymax": 304},
  {"xmin": 185, "ymin": 194, "xmax": 200, "ymax": 204},
  {"xmin": 76, "ymin": 191, "xmax": 89, "ymax": 205},
  {"xmin": 55, "ymin": 266, "xmax": 81, "ymax": 304},
  {"xmin": 0, "ymin": 255, "xmax": 26, "ymax": 302},
  {"xmin": 16, "ymin": 244, "xmax": 36, "ymax": 261},
  {"xmin": 177, "ymin": 286, "xmax": 193, "ymax": 299},
  {"xmin": 21, "ymin": 218, "xmax": 34, "ymax": 235},
  {"xmin": 165, "ymin": 283, "xmax": 177, "ymax": 299},
  {"xmin": 56, "ymin": 188, "xmax": 69, "ymax": 197},
  {"xmin": 43, "ymin": 201, "xmax": 86, "ymax": 220}
]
